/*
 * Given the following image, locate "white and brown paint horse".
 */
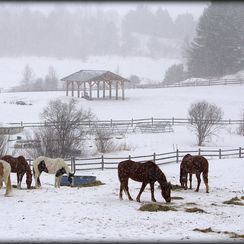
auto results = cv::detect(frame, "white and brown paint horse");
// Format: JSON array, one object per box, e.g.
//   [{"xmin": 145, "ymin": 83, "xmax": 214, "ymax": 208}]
[
  {"xmin": 0, "ymin": 159, "xmax": 13, "ymax": 196},
  {"xmin": 33, "ymin": 156, "xmax": 74, "ymax": 188}
]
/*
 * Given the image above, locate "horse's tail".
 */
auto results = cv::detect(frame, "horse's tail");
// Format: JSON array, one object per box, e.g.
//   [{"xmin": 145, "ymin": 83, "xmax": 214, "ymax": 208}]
[{"xmin": 179, "ymin": 167, "xmax": 183, "ymax": 184}]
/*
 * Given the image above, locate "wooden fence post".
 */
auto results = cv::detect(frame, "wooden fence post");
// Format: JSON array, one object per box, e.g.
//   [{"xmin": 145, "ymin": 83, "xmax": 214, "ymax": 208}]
[
  {"xmin": 110, "ymin": 119, "xmax": 113, "ymax": 127},
  {"xmin": 198, "ymin": 148, "xmax": 201, "ymax": 155},
  {"xmin": 176, "ymin": 149, "xmax": 179, "ymax": 164},
  {"xmin": 101, "ymin": 155, "xmax": 104, "ymax": 170},
  {"xmin": 151, "ymin": 117, "xmax": 154, "ymax": 126},
  {"xmin": 219, "ymin": 149, "xmax": 221, "ymax": 159},
  {"xmin": 131, "ymin": 118, "xmax": 134, "ymax": 127},
  {"xmin": 239, "ymin": 147, "xmax": 242, "ymax": 158},
  {"xmin": 153, "ymin": 153, "xmax": 156, "ymax": 163},
  {"xmin": 71, "ymin": 157, "xmax": 75, "ymax": 173},
  {"xmin": 129, "ymin": 155, "xmax": 131, "ymax": 160},
  {"xmin": 172, "ymin": 117, "xmax": 174, "ymax": 125}
]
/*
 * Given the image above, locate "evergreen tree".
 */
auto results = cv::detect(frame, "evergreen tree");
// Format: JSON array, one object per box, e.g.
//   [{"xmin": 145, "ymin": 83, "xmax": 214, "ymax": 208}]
[
  {"xmin": 163, "ymin": 64, "xmax": 185, "ymax": 85},
  {"xmin": 187, "ymin": 2, "xmax": 244, "ymax": 78}
]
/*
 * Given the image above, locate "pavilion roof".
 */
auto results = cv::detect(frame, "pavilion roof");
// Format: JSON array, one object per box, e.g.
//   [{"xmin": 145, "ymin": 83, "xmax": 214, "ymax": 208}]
[{"xmin": 61, "ymin": 70, "xmax": 130, "ymax": 83}]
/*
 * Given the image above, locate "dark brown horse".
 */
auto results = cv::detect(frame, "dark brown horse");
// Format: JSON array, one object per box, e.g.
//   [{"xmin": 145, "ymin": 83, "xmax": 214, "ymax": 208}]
[
  {"xmin": 180, "ymin": 154, "xmax": 209, "ymax": 193},
  {"xmin": 118, "ymin": 160, "xmax": 172, "ymax": 203},
  {"xmin": 1, "ymin": 155, "xmax": 32, "ymax": 189}
]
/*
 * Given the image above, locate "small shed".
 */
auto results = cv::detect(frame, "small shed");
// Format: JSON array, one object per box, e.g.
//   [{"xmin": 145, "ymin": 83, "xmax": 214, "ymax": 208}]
[{"xmin": 61, "ymin": 70, "xmax": 130, "ymax": 100}]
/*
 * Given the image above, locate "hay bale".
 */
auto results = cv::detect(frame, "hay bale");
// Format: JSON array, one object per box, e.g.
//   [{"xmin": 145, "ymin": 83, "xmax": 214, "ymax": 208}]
[
  {"xmin": 223, "ymin": 197, "xmax": 244, "ymax": 206},
  {"xmin": 76, "ymin": 180, "xmax": 105, "ymax": 188},
  {"xmin": 185, "ymin": 207, "xmax": 206, "ymax": 213},
  {"xmin": 139, "ymin": 203, "xmax": 177, "ymax": 212},
  {"xmin": 171, "ymin": 196, "xmax": 184, "ymax": 200},
  {"xmin": 193, "ymin": 227, "xmax": 214, "ymax": 233}
]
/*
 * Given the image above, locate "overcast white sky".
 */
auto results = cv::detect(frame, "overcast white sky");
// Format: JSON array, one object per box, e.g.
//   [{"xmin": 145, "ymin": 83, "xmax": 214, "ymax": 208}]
[{"xmin": 1, "ymin": 1, "xmax": 209, "ymax": 20}]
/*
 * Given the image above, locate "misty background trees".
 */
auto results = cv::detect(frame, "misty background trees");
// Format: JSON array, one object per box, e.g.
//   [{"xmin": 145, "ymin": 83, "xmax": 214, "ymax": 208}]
[
  {"xmin": 186, "ymin": 2, "xmax": 244, "ymax": 78},
  {"xmin": 0, "ymin": 4, "xmax": 197, "ymax": 60}
]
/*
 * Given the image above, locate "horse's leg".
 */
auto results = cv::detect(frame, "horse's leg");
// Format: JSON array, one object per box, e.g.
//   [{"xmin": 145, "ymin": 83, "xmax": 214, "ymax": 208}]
[
  {"xmin": 17, "ymin": 173, "xmax": 21, "ymax": 189},
  {"xmin": 184, "ymin": 174, "xmax": 188, "ymax": 190},
  {"xmin": 203, "ymin": 172, "xmax": 209, "ymax": 193},
  {"xmin": 33, "ymin": 168, "xmax": 41, "ymax": 188},
  {"xmin": 4, "ymin": 175, "xmax": 12, "ymax": 197},
  {"xmin": 58, "ymin": 176, "xmax": 61, "ymax": 188},
  {"xmin": 150, "ymin": 181, "xmax": 156, "ymax": 202},
  {"xmin": 124, "ymin": 179, "xmax": 133, "ymax": 201},
  {"xmin": 0, "ymin": 177, "xmax": 3, "ymax": 189},
  {"xmin": 119, "ymin": 181, "xmax": 123, "ymax": 200},
  {"xmin": 19, "ymin": 173, "xmax": 24, "ymax": 189},
  {"xmin": 195, "ymin": 173, "xmax": 201, "ymax": 192},
  {"xmin": 136, "ymin": 182, "xmax": 147, "ymax": 202},
  {"xmin": 189, "ymin": 173, "xmax": 192, "ymax": 189}
]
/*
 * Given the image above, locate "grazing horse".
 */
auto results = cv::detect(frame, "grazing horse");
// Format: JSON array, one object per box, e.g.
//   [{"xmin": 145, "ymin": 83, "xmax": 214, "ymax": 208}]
[
  {"xmin": 33, "ymin": 156, "xmax": 74, "ymax": 188},
  {"xmin": 0, "ymin": 159, "xmax": 13, "ymax": 196},
  {"xmin": 1, "ymin": 155, "xmax": 32, "ymax": 189},
  {"xmin": 180, "ymin": 154, "xmax": 209, "ymax": 193},
  {"xmin": 118, "ymin": 160, "xmax": 172, "ymax": 203}
]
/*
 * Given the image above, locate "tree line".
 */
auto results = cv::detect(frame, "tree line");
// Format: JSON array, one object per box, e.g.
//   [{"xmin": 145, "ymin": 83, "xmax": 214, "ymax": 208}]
[
  {"xmin": 0, "ymin": 4, "xmax": 197, "ymax": 59},
  {"xmin": 164, "ymin": 2, "xmax": 244, "ymax": 84}
]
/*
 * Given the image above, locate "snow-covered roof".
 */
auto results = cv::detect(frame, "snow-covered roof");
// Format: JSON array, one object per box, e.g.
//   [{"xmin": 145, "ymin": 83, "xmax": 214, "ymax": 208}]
[{"xmin": 61, "ymin": 70, "xmax": 130, "ymax": 83}]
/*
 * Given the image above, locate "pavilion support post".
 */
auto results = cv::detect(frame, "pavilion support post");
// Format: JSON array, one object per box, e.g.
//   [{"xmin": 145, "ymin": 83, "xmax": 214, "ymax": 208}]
[
  {"xmin": 89, "ymin": 82, "xmax": 92, "ymax": 100},
  {"xmin": 97, "ymin": 81, "xmax": 100, "ymax": 98},
  {"xmin": 71, "ymin": 81, "xmax": 74, "ymax": 97},
  {"xmin": 116, "ymin": 81, "xmax": 118, "ymax": 100},
  {"xmin": 109, "ymin": 82, "xmax": 112, "ymax": 99},
  {"xmin": 77, "ymin": 83, "xmax": 80, "ymax": 98},
  {"xmin": 122, "ymin": 81, "xmax": 125, "ymax": 100},
  {"xmin": 83, "ymin": 82, "xmax": 86, "ymax": 98},
  {"xmin": 66, "ymin": 82, "xmax": 69, "ymax": 96},
  {"xmin": 103, "ymin": 81, "xmax": 105, "ymax": 98}
]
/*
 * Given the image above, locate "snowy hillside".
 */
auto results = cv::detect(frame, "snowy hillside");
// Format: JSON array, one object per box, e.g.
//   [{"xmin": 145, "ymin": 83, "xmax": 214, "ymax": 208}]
[{"xmin": 0, "ymin": 56, "xmax": 180, "ymax": 90}]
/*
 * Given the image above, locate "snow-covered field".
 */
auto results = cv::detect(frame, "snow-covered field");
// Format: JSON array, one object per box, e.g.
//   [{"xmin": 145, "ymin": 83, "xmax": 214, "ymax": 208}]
[{"xmin": 0, "ymin": 84, "xmax": 244, "ymax": 242}]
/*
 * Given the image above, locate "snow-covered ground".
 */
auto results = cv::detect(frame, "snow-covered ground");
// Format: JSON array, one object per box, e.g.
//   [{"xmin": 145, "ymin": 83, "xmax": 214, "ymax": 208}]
[
  {"xmin": 0, "ymin": 56, "xmax": 180, "ymax": 89},
  {"xmin": 0, "ymin": 158, "xmax": 243, "ymax": 242},
  {"xmin": 0, "ymin": 84, "xmax": 244, "ymax": 242}
]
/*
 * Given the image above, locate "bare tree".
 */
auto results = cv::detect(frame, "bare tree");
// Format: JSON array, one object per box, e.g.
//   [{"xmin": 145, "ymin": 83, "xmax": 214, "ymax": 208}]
[
  {"xmin": 188, "ymin": 100, "xmax": 223, "ymax": 146},
  {"xmin": 21, "ymin": 64, "xmax": 35, "ymax": 88},
  {"xmin": 44, "ymin": 65, "xmax": 59, "ymax": 91},
  {"xmin": 28, "ymin": 98, "xmax": 94, "ymax": 158},
  {"xmin": 93, "ymin": 123, "xmax": 114, "ymax": 153},
  {"xmin": 0, "ymin": 135, "xmax": 8, "ymax": 157}
]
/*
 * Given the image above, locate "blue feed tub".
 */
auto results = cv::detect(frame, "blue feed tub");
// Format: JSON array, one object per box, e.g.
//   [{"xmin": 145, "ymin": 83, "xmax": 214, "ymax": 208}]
[{"xmin": 60, "ymin": 175, "xmax": 96, "ymax": 186}]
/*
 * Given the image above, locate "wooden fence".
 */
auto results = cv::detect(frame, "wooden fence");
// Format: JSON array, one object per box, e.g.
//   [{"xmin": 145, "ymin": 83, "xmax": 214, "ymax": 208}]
[
  {"xmin": 27, "ymin": 147, "xmax": 244, "ymax": 173},
  {"xmin": 137, "ymin": 78, "xmax": 244, "ymax": 89},
  {"xmin": 7, "ymin": 117, "xmax": 244, "ymax": 130}
]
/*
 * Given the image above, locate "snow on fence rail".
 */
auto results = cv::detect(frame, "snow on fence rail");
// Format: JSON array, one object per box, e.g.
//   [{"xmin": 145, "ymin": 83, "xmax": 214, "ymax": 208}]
[{"xmin": 26, "ymin": 147, "xmax": 244, "ymax": 172}]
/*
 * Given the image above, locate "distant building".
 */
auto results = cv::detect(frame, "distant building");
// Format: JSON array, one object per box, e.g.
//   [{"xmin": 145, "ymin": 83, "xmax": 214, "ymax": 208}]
[{"xmin": 61, "ymin": 70, "xmax": 130, "ymax": 100}]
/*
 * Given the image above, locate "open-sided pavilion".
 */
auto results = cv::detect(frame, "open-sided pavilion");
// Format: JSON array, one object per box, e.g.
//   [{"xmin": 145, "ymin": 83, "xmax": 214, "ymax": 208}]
[{"xmin": 61, "ymin": 70, "xmax": 130, "ymax": 100}]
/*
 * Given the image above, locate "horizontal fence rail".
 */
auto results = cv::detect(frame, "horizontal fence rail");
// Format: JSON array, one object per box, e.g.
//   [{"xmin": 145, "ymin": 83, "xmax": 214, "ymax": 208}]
[
  {"xmin": 4, "ymin": 117, "xmax": 244, "ymax": 130},
  {"xmin": 26, "ymin": 147, "xmax": 244, "ymax": 173}
]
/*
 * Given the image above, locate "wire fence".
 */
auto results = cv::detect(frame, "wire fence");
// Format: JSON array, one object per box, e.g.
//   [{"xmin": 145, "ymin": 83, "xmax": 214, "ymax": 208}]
[{"xmin": 26, "ymin": 147, "xmax": 244, "ymax": 173}]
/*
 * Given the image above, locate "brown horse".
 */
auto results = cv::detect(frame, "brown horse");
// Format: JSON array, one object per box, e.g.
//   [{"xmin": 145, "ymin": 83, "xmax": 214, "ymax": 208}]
[
  {"xmin": 0, "ymin": 159, "xmax": 12, "ymax": 196},
  {"xmin": 180, "ymin": 154, "xmax": 209, "ymax": 193},
  {"xmin": 118, "ymin": 160, "xmax": 172, "ymax": 203},
  {"xmin": 1, "ymin": 155, "xmax": 32, "ymax": 189}
]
